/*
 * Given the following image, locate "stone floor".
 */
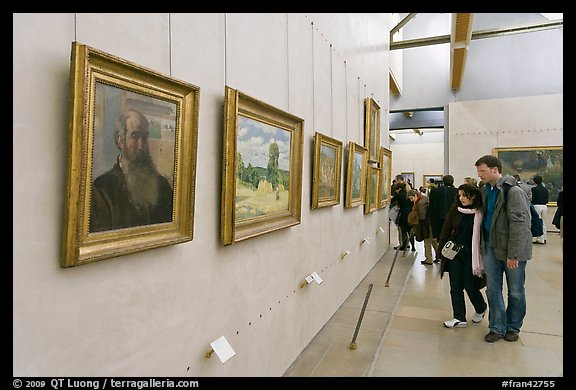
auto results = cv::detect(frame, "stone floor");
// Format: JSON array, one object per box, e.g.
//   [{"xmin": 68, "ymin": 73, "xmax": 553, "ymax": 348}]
[{"xmin": 283, "ymin": 224, "xmax": 563, "ymax": 378}]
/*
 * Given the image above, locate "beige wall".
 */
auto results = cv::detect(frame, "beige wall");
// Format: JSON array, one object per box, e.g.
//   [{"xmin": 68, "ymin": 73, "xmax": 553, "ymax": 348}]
[
  {"xmin": 13, "ymin": 13, "xmax": 392, "ymax": 376},
  {"xmin": 390, "ymin": 94, "xmax": 563, "ymax": 191},
  {"xmin": 448, "ymin": 94, "xmax": 563, "ymax": 184},
  {"xmin": 390, "ymin": 138, "xmax": 444, "ymax": 189}
]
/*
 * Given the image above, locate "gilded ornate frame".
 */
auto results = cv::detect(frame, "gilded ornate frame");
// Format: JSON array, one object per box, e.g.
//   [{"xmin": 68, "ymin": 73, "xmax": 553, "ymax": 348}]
[
  {"xmin": 62, "ymin": 42, "xmax": 199, "ymax": 267},
  {"xmin": 221, "ymin": 86, "xmax": 304, "ymax": 245},
  {"xmin": 364, "ymin": 164, "xmax": 380, "ymax": 214},
  {"xmin": 344, "ymin": 142, "xmax": 368, "ymax": 208},
  {"xmin": 364, "ymin": 97, "xmax": 381, "ymax": 162},
  {"xmin": 311, "ymin": 132, "xmax": 343, "ymax": 209},
  {"xmin": 378, "ymin": 147, "xmax": 392, "ymax": 209}
]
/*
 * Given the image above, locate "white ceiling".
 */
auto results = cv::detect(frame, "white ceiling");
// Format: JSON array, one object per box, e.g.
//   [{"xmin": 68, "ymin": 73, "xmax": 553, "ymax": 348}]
[{"xmin": 540, "ymin": 13, "xmax": 563, "ymax": 20}]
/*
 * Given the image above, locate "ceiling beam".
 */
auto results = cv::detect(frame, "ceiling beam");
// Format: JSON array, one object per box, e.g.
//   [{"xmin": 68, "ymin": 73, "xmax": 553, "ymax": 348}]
[
  {"xmin": 390, "ymin": 13, "xmax": 417, "ymax": 42},
  {"xmin": 451, "ymin": 13, "xmax": 474, "ymax": 89},
  {"xmin": 389, "ymin": 69, "xmax": 401, "ymax": 95},
  {"xmin": 390, "ymin": 19, "xmax": 563, "ymax": 50}
]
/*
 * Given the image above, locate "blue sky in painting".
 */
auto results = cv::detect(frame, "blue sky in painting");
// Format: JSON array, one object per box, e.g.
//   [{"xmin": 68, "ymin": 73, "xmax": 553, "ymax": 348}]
[{"xmin": 237, "ymin": 115, "xmax": 291, "ymax": 171}]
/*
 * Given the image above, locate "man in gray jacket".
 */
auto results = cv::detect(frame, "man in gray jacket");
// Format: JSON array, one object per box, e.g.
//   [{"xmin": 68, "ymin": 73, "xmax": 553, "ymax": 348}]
[{"xmin": 475, "ymin": 155, "xmax": 532, "ymax": 343}]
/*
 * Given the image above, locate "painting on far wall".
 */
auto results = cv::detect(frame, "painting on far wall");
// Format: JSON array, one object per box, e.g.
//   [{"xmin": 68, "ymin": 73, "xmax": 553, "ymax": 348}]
[
  {"xmin": 401, "ymin": 172, "xmax": 414, "ymax": 188},
  {"xmin": 494, "ymin": 146, "xmax": 563, "ymax": 204},
  {"xmin": 423, "ymin": 174, "xmax": 443, "ymax": 187}
]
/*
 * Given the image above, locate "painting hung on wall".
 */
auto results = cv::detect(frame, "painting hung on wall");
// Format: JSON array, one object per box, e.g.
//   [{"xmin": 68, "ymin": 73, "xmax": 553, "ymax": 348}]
[
  {"xmin": 345, "ymin": 142, "xmax": 368, "ymax": 208},
  {"xmin": 364, "ymin": 97, "xmax": 381, "ymax": 162},
  {"xmin": 311, "ymin": 132, "xmax": 343, "ymax": 209},
  {"xmin": 364, "ymin": 164, "xmax": 380, "ymax": 214},
  {"xmin": 61, "ymin": 42, "xmax": 200, "ymax": 268},
  {"xmin": 379, "ymin": 147, "xmax": 392, "ymax": 208},
  {"xmin": 401, "ymin": 172, "xmax": 415, "ymax": 188},
  {"xmin": 221, "ymin": 86, "xmax": 304, "ymax": 245},
  {"xmin": 423, "ymin": 174, "xmax": 443, "ymax": 187},
  {"xmin": 494, "ymin": 146, "xmax": 563, "ymax": 204}
]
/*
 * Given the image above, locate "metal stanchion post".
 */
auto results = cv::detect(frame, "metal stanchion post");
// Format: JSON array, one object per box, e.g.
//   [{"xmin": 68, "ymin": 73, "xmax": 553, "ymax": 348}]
[
  {"xmin": 349, "ymin": 283, "xmax": 373, "ymax": 350},
  {"xmin": 385, "ymin": 231, "xmax": 413, "ymax": 287}
]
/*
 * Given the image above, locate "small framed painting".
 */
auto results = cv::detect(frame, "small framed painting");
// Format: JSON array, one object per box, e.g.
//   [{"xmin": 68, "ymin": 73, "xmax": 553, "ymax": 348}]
[
  {"xmin": 345, "ymin": 142, "xmax": 368, "ymax": 208},
  {"xmin": 311, "ymin": 132, "xmax": 343, "ymax": 209}
]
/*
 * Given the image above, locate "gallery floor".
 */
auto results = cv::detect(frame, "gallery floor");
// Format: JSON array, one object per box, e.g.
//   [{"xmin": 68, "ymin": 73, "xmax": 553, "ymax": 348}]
[{"xmin": 283, "ymin": 224, "xmax": 563, "ymax": 377}]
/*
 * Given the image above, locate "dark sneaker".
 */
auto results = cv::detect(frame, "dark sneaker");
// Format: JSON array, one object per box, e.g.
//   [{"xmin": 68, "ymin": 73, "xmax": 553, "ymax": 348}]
[
  {"xmin": 420, "ymin": 260, "xmax": 433, "ymax": 265},
  {"xmin": 484, "ymin": 331, "xmax": 503, "ymax": 342},
  {"xmin": 504, "ymin": 331, "xmax": 519, "ymax": 342},
  {"xmin": 433, "ymin": 258, "xmax": 440, "ymax": 264}
]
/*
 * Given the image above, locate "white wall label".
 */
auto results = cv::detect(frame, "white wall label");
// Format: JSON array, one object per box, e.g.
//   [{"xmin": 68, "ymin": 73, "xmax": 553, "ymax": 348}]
[
  {"xmin": 311, "ymin": 272, "xmax": 323, "ymax": 284},
  {"xmin": 210, "ymin": 336, "xmax": 236, "ymax": 363}
]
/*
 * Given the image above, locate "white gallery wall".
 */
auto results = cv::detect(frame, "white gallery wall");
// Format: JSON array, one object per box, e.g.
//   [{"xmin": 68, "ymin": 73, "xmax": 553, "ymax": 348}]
[
  {"xmin": 13, "ymin": 13, "xmax": 391, "ymax": 376},
  {"xmin": 447, "ymin": 94, "xmax": 563, "ymax": 184},
  {"xmin": 389, "ymin": 131, "xmax": 444, "ymax": 189},
  {"xmin": 389, "ymin": 94, "xmax": 563, "ymax": 230}
]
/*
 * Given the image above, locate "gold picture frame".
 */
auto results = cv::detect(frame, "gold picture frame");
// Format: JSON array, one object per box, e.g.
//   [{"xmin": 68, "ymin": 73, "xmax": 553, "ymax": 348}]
[
  {"xmin": 312, "ymin": 132, "xmax": 343, "ymax": 209},
  {"xmin": 61, "ymin": 42, "xmax": 200, "ymax": 267},
  {"xmin": 379, "ymin": 147, "xmax": 392, "ymax": 208},
  {"xmin": 364, "ymin": 97, "xmax": 381, "ymax": 162},
  {"xmin": 494, "ymin": 146, "xmax": 563, "ymax": 205},
  {"xmin": 221, "ymin": 86, "xmax": 304, "ymax": 245},
  {"xmin": 345, "ymin": 142, "xmax": 368, "ymax": 208},
  {"xmin": 364, "ymin": 164, "xmax": 380, "ymax": 214}
]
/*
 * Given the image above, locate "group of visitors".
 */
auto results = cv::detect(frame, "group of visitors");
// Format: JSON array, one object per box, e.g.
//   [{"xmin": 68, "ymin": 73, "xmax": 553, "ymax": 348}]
[{"xmin": 388, "ymin": 154, "xmax": 557, "ymax": 343}]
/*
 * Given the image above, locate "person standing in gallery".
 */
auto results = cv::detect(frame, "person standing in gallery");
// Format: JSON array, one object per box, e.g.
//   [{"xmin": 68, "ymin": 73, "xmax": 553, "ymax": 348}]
[
  {"xmin": 513, "ymin": 174, "xmax": 533, "ymax": 202},
  {"xmin": 475, "ymin": 155, "xmax": 532, "ymax": 343},
  {"xmin": 391, "ymin": 182, "xmax": 414, "ymax": 251},
  {"xmin": 552, "ymin": 188, "xmax": 563, "ymax": 249},
  {"xmin": 395, "ymin": 173, "xmax": 412, "ymax": 192},
  {"xmin": 407, "ymin": 189, "xmax": 435, "ymax": 265},
  {"xmin": 530, "ymin": 175, "xmax": 549, "ymax": 244},
  {"xmin": 429, "ymin": 175, "xmax": 457, "ymax": 263},
  {"xmin": 438, "ymin": 183, "xmax": 487, "ymax": 328}
]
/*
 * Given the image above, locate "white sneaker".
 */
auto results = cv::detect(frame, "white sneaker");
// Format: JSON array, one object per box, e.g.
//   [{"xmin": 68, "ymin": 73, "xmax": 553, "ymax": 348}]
[
  {"xmin": 472, "ymin": 310, "xmax": 486, "ymax": 323},
  {"xmin": 443, "ymin": 318, "xmax": 467, "ymax": 328}
]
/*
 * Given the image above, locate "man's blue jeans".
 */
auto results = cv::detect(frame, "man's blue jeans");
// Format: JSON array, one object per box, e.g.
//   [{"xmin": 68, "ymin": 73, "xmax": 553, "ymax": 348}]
[{"xmin": 483, "ymin": 240, "xmax": 527, "ymax": 335}]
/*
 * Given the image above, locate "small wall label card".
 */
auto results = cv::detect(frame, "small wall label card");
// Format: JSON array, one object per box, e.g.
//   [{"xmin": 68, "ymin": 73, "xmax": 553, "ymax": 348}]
[
  {"xmin": 210, "ymin": 336, "xmax": 236, "ymax": 364},
  {"xmin": 311, "ymin": 272, "xmax": 323, "ymax": 284}
]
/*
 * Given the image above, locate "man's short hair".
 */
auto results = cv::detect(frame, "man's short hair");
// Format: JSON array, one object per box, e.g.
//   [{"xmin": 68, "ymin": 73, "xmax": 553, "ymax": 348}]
[
  {"xmin": 475, "ymin": 155, "xmax": 502, "ymax": 173},
  {"xmin": 442, "ymin": 175, "xmax": 454, "ymax": 186},
  {"xmin": 394, "ymin": 182, "xmax": 406, "ymax": 191},
  {"xmin": 395, "ymin": 174, "xmax": 405, "ymax": 181},
  {"xmin": 533, "ymin": 175, "xmax": 543, "ymax": 185}
]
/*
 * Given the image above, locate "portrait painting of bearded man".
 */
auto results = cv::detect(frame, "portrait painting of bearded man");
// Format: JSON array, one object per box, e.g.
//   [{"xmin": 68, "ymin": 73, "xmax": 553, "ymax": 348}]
[{"xmin": 89, "ymin": 88, "xmax": 176, "ymax": 233}]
